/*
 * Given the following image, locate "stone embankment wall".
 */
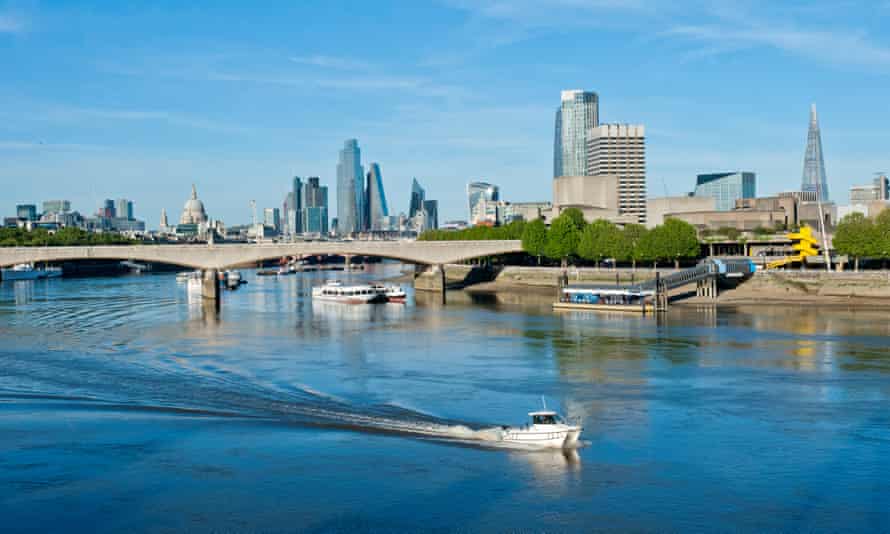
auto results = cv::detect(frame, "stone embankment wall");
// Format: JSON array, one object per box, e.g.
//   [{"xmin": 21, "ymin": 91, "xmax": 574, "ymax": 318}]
[
  {"xmin": 414, "ymin": 265, "xmax": 678, "ymax": 291},
  {"xmin": 722, "ymin": 271, "xmax": 890, "ymax": 301}
]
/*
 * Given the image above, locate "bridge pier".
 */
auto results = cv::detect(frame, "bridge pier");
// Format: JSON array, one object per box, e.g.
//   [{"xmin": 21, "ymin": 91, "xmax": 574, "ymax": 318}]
[
  {"xmin": 344, "ymin": 254, "xmax": 352, "ymax": 272},
  {"xmin": 202, "ymin": 269, "xmax": 220, "ymax": 309},
  {"xmin": 437, "ymin": 264, "xmax": 446, "ymax": 305}
]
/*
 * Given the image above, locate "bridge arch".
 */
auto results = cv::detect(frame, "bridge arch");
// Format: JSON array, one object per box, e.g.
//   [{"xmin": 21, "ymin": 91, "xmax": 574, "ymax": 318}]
[{"xmin": 0, "ymin": 241, "xmax": 525, "ymax": 271}]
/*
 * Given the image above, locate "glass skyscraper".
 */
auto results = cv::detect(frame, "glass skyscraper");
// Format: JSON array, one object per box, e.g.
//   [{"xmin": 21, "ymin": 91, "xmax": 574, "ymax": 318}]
[
  {"xmin": 694, "ymin": 172, "xmax": 756, "ymax": 211},
  {"xmin": 801, "ymin": 104, "xmax": 830, "ymax": 202},
  {"xmin": 365, "ymin": 163, "xmax": 389, "ymax": 231},
  {"xmin": 553, "ymin": 90, "xmax": 598, "ymax": 178},
  {"xmin": 302, "ymin": 177, "xmax": 328, "ymax": 234},
  {"xmin": 467, "ymin": 182, "xmax": 499, "ymax": 225},
  {"xmin": 336, "ymin": 139, "xmax": 364, "ymax": 235},
  {"xmin": 409, "ymin": 178, "xmax": 425, "ymax": 218}
]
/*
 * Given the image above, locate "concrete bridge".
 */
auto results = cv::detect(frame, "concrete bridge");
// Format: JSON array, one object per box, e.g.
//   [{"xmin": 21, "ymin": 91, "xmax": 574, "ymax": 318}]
[
  {"xmin": 0, "ymin": 240, "xmax": 524, "ymax": 305},
  {"xmin": 0, "ymin": 240, "xmax": 523, "ymax": 270}
]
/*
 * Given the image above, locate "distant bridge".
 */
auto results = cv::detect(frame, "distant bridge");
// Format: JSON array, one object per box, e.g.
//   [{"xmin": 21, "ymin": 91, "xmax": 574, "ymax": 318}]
[{"xmin": 0, "ymin": 240, "xmax": 525, "ymax": 271}]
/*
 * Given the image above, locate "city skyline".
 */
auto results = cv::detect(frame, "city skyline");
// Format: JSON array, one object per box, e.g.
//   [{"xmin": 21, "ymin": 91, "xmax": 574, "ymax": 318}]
[{"xmin": 2, "ymin": 1, "xmax": 889, "ymax": 224}]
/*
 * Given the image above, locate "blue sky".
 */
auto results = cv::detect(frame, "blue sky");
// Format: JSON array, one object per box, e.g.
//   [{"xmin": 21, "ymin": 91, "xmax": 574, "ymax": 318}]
[{"xmin": 2, "ymin": 0, "xmax": 889, "ymax": 226}]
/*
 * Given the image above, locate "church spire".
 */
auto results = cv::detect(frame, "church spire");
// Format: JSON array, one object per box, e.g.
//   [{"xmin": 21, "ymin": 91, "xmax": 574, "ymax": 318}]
[{"xmin": 191, "ymin": 184, "xmax": 198, "ymax": 200}]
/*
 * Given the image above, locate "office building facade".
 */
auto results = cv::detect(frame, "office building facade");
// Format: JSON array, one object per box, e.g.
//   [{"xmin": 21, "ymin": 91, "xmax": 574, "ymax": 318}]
[
  {"xmin": 694, "ymin": 172, "xmax": 756, "ymax": 211},
  {"xmin": 409, "ymin": 178, "xmax": 425, "ymax": 218},
  {"xmin": 42, "ymin": 200, "xmax": 71, "ymax": 214},
  {"xmin": 554, "ymin": 90, "xmax": 598, "ymax": 179},
  {"xmin": 264, "ymin": 207, "xmax": 280, "ymax": 233},
  {"xmin": 467, "ymin": 182, "xmax": 500, "ymax": 225},
  {"xmin": 302, "ymin": 177, "xmax": 328, "ymax": 234},
  {"xmin": 336, "ymin": 139, "xmax": 364, "ymax": 235},
  {"xmin": 585, "ymin": 124, "xmax": 647, "ymax": 224},
  {"xmin": 365, "ymin": 163, "xmax": 389, "ymax": 231},
  {"xmin": 16, "ymin": 204, "xmax": 37, "ymax": 221}
]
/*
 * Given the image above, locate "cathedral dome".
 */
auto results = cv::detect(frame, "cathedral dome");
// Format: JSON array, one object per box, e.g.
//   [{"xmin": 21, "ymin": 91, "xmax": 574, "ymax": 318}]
[{"xmin": 180, "ymin": 184, "xmax": 208, "ymax": 225}]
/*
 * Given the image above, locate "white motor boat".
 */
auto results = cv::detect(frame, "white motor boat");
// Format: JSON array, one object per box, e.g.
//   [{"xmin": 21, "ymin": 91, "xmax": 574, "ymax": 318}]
[
  {"xmin": 176, "ymin": 270, "xmax": 202, "ymax": 282},
  {"xmin": 499, "ymin": 406, "xmax": 582, "ymax": 449},
  {"xmin": 312, "ymin": 280, "xmax": 387, "ymax": 304},
  {"xmin": 1, "ymin": 263, "xmax": 62, "ymax": 281}
]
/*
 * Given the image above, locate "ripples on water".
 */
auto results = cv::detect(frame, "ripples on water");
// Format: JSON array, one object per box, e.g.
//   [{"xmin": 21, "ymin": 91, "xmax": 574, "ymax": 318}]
[{"xmin": 1, "ymin": 267, "xmax": 889, "ymax": 532}]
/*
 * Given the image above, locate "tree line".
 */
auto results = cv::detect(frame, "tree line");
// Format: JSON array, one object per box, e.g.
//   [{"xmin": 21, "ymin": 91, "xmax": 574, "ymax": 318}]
[
  {"xmin": 831, "ymin": 210, "xmax": 890, "ymax": 271},
  {"xmin": 0, "ymin": 227, "xmax": 138, "ymax": 247},
  {"xmin": 419, "ymin": 208, "xmax": 701, "ymax": 268}
]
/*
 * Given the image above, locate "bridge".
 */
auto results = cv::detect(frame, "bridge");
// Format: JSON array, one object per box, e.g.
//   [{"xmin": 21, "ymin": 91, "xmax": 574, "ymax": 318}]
[{"xmin": 0, "ymin": 240, "xmax": 524, "ymax": 304}]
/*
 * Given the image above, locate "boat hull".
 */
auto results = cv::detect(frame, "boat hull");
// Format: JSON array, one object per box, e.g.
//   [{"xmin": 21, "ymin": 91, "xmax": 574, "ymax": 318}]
[{"xmin": 500, "ymin": 425, "xmax": 583, "ymax": 449}]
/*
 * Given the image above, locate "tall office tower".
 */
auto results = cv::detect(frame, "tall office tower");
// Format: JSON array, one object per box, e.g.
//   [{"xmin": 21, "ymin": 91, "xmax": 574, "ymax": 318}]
[
  {"xmin": 365, "ymin": 163, "xmax": 389, "ymax": 231},
  {"xmin": 553, "ymin": 90, "xmax": 599, "ymax": 178},
  {"xmin": 422, "ymin": 200, "xmax": 438, "ymax": 230},
  {"xmin": 336, "ymin": 139, "xmax": 364, "ymax": 235},
  {"xmin": 585, "ymin": 124, "xmax": 647, "ymax": 224},
  {"xmin": 467, "ymin": 182, "xmax": 500, "ymax": 225},
  {"xmin": 159, "ymin": 208, "xmax": 169, "ymax": 231},
  {"xmin": 408, "ymin": 178, "xmax": 425, "ymax": 218},
  {"xmin": 116, "ymin": 199, "xmax": 134, "ymax": 220},
  {"xmin": 291, "ymin": 176, "xmax": 304, "ymax": 235},
  {"xmin": 42, "ymin": 200, "xmax": 71, "ymax": 214},
  {"xmin": 282, "ymin": 192, "xmax": 295, "ymax": 236},
  {"xmin": 263, "ymin": 207, "xmax": 280, "ymax": 233},
  {"xmin": 16, "ymin": 204, "xmax": 37, "ymax": 221},
  {"xmin": 100, "ymin": 199, "xmax": 116, "ymax": 218},
  {"xmin": 801, "ymin": 104, "xmax": 830, "ymax": 202},
  {"xmin": 302, "ymin": 177, "xmax": 329, "ymax": 234}
]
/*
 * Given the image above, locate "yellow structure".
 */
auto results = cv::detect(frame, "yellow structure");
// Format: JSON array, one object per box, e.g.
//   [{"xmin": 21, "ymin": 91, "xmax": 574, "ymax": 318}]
[{"xmin": 766, "ymin": 225, "xmax": 820, "ymax": 269}]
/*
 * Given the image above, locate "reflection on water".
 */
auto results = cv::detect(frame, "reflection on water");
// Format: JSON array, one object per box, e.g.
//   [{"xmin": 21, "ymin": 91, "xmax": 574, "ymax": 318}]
[{"xmin": 1, "ymin": 269, "xmax": 889, "ymax": 532}]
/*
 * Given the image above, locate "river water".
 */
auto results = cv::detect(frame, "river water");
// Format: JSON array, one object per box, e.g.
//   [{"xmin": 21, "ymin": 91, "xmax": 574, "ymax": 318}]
[{"xmin": 1, "ymin": 265, "xmax": 889, "ymax": 532}]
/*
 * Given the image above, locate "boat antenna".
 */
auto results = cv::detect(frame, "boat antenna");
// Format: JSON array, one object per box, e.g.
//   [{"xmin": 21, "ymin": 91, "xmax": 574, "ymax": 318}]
[{"xmin": 541, "ymin": 396, "xmax": 547, "ymax": 410}]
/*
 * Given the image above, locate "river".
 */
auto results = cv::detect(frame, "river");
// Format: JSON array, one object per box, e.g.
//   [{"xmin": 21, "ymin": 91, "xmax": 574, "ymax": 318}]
[{"xmin": 1, "ymin": 264, "xmax": 888, "ymax": 532}]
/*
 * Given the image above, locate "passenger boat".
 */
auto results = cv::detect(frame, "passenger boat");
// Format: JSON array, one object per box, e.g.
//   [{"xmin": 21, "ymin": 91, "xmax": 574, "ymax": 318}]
[
  {"xmin": 499, "ymin": 404, "xmax": 582, "ymax": 449},
  {"xmin": 311, "ymin": 280, "xmax": 387, "ymax": 304},
  {"xmin": 370, "ymin": 283, "xmax": 407, "ymax": 303},
  {"xmin": 1, "ymin": 263, "xmax": 62, "ymax": 281},
  {"xmin": 553, "ymin": 286, "xmax": 654, "ymax": 314},
  {"xmin": 176, "ymin": 270, "xmax": 201, "ymax": 282}
]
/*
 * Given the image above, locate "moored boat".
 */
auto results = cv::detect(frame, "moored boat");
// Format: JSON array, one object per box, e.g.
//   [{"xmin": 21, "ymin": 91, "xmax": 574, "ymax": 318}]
[
  {"xmin": 370, "ymin": 283, "xmax": 408, "ymax": 303},
  {"xmin": 1, "ymin": 263, "xmax": 62, "ymax": 281},
  {"xmin": 312, "ymin": 280, "xmax": 387, "ymax": 304}
]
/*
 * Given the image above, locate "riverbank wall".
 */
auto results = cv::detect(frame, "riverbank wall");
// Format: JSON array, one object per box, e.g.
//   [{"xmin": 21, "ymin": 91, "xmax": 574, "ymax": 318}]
[{"xmin": 415, "ymin": 264, "xmax": 890, "ymax": 306}]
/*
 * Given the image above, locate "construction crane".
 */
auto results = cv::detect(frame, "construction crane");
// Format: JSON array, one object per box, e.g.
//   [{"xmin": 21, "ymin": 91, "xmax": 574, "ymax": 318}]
[{"xmin": 765, "ymin": 225, "xmax": 820, "ymax": 269}]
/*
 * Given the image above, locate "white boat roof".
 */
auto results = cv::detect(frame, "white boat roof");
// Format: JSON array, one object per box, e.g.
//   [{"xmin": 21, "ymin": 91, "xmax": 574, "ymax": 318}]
[{"xmin": 528, "ymin": 410, "xmax": 558, "ymax": 416}]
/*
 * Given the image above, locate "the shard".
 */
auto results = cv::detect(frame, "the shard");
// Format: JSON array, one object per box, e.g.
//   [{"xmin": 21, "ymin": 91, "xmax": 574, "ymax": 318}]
[{"xmin": 801, "ymin": 104, "xmax": 829, "ymax": 202}]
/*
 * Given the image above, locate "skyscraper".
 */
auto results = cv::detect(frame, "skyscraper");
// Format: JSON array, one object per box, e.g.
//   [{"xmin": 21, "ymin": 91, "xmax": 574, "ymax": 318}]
[
  {"xmin": 42, "ymin": 200, "xmax": 71, "ymax": 214},
  {"xmin": 16, "ymin": 204, "xmax": 37, "ymax": 221},
  {"xmin": 364, "ymin": 163, "xmax": 389, "ymax": 231},
  {"xmin": 116, "ymin": 198, "xmax": 134, "ymax": 220},
  {"xmin": 585, "ymin": 124, "xmax": 647, "ymax": 224},
  {"xmin": 422, "ymin": 200, "xmax": 438, "ymax": 230},
  {"xmin": 467, "ymin": 182, "xmax": 500, "ymax": 225},
  {"xmin": 336, "ymin": 139, "xmax": 364, "ymax": 235},
  {"xmin": 801, "ymin": 104, "xmax": 830, "ymax": 202},
  {"xmin": 409, "ymin": 178, "xmax": 425, "ymax": 218},
  {"xmin": 302, "ymin": 177, "xmax": 328, "ymax": 234},
  {"xmin": 554, "ymin": 90, "xmax": 599, "ymax": 178},
  {"xmin": 264, "ymin": 208, "xmax": 280, "ymax": 233},
  {"xmin": 291, "ymin": 176, "xmax": 303, "ymax": 235}
]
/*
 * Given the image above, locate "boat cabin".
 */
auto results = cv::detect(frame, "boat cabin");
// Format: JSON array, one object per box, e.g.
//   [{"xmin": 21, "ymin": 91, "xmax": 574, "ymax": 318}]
[
  {"xmin": 558, "ymin": 287, "xmax": 651, "ymax": 306},
  {"xmin": 528, "ymin": 410, "xmax": 563, "ymax": 426}
]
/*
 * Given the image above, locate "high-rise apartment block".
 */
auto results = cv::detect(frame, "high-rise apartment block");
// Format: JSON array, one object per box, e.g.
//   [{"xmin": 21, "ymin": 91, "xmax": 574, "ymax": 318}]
[
  {"xmin": 585, "ymin": 124, "xmax": 647, "ymax": 224},
  {"xmin": 554, "ymin": 90, "xmax": 598, "ymax": 178}
]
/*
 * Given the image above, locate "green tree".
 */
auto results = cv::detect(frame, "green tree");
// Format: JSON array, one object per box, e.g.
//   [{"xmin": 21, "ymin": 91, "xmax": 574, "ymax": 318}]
[
  {"xmin": 832, "ymin": 212, "xmax": 876, "ymax": 271},
  {"xmin": 577, "ymin": 219, "xmax": 618, "ymax": 268},
  {"xmin": 521, "ymin": 219, "xmax": 548, "ymax": 264},
  {"xmin": 560, "ymin": 208, "xmax": 586, "ymax": 232},
  {"xmin": 621, "ymin": 223, "xmax": 647, "ymax": 271},
  {"xmin": 874, "ymin": 208, "xmax": 890, "ymax": 263},
  {"xmin": 661, "ymin": 218, "xmax": 701, "ymax": 268},
  {"xmin": 545, "ymin": 212, "xmax": 582, "ymax": 267},
  {"xmin": 637, "ymin": 226, "xmax": 666, "ymax": 269}
]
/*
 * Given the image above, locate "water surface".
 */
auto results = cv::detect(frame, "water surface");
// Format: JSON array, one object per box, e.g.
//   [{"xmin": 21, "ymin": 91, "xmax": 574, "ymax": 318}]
[{"xmin": 1, "ymin": 266, "xmax": 889, "ymax": 532}]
